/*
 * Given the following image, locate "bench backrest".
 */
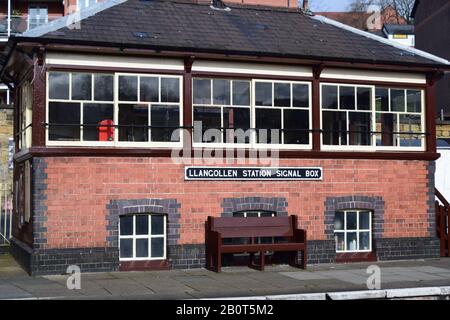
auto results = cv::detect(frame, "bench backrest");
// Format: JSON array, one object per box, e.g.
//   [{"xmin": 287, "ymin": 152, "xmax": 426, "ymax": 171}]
[{"xmin": 207, "ymin": 216, "xmax": 297, "ymax": 238}]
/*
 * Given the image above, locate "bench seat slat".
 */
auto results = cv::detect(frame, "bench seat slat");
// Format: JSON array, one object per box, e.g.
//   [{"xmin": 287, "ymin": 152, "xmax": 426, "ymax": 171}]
[
  {"xmin": 221, "ymin": 243, "xmax": 306, "ymax": 253},
  {"xmin": 218, "ymin": 226, "xmax": 293, "ymax": 238}
]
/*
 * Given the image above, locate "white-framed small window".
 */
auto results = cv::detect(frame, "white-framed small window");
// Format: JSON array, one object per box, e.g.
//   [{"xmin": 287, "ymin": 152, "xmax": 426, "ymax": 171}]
[
  {"xmin": 28, "ymin": 6, "xmax": 48, "ymax": 30},
  {"xmin": 76, "ymin": 0, "xmax": 99, "ymax": 10},
  {"xmin": 334, "ymin": 210, "xmax": 372, "ymax": 253},
  {"xmin": 119, "ymin": 214, "xmax": 167, "ymax": 261},
  {"xmin": 19, "ymin": 82, "xmax": 33, "ymax": 150},
  {"xmin": 320, "ymin": 83, "xmax": 425, "ymax": 152}
]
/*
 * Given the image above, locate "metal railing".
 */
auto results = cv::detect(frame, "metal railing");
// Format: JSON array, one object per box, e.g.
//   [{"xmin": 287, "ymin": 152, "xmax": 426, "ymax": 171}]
[
  {"xmin": 0, "ymin": 14, "xmax": 60, "ymax": 40},
  {"xmin": 435, "ymin": 188, "xmax": 450, "ymax": 257},
  {"xmin": 0, "ymin": 183, "xmax": 12, "ymax": 246}
]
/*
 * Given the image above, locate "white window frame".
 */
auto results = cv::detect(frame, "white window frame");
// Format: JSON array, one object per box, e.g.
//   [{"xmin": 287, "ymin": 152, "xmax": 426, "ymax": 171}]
[
  {"xmin": 335, "ymin": 210, "xmax": 372, "ymax": 253},
  {"xmin": 19, "ymin": 82, "xmax": 33, "ymax": 150},
  {"xmin": 45, "ymin": 72, "xmax": 183, "ymax": 148},
  {"xmin": 320, "ymin": 82, "xmax": 425, "ymax": 152},
  {"xmin": 76, "ymin": 0, "xmax": 99, "ymax": 10},
  {"xmin": 27, "ymin": 5, "xmax": 48, "ymax": 31},
  {"xmin": 192, "ymin": 78, "xmax": 252, "ymax": 149},
  {"xmin": 191, "ymin": 78, "xmax": 312, "ymax": 150},
  {"xmin": 119, "ymin": 214, "xmax": 167, "ymax": 261}
]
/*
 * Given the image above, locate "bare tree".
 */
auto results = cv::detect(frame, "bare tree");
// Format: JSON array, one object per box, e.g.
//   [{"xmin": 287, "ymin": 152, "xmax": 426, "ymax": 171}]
[{"xmin": 347, "ymin": 0, "xmax": 415, "ymax": 23}]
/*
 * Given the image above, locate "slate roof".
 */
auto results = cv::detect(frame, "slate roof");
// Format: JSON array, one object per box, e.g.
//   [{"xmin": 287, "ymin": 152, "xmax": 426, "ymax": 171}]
[{"xmin": 10, "ymin": 0, "xmax": 450, "ymax": 67}]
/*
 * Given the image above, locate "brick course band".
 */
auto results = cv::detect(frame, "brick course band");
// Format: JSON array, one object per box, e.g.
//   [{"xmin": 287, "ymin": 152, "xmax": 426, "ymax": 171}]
[
  {"xmin": 375, "ymin": 237, "xmax": 440, "ymax": 260},
  {"xmin": 221, "ymin": 196, "xmax": 288, "ymax": 217}
]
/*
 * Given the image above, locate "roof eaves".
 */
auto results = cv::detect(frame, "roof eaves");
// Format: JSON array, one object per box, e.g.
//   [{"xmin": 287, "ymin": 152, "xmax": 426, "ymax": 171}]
[
  {"xmin": 312, "ymin": 13, "xmax": 450, "ymax": 66},
  {"xmin": 19, "ymin": 0, "xmax": 127, "ymax": 38}
]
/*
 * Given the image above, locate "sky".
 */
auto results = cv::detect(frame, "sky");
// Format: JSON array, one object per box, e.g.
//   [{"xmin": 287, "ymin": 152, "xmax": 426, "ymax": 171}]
[{"xmin": 308, "ymin": 0, "xmax": 354, "ymax": 12}]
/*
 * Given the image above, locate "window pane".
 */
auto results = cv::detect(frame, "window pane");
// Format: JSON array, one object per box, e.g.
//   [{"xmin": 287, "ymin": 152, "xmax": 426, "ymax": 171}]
[
  {"xmin": 120, "ymin": 216, "xmax": 133, "ymax": 236},
  {"xmin": 349, "ymin": 112, "xmax": 371, "ymax": 146},
  {"xmin": 375, "ymin": 88, "xmax": 389, "ymax": 111},
  {"xmin": 391, "ymin": 89, "xmax": 405, "ymax": 112},
  {"xmin": 255, "ymin": 108, "xmax": 281, "ymax": 144},
  {"xmin": 359, "ymin": 211, "xmax": 371, "ymax": 230},
  {"xmin": 151, "ymin": 105, "xmax": 180, "ymax": 142},
  {"xmin": 359, "ymin": 232, "xmax": 370, "ymax": 251},
  {"xmin": 140, "ymin": 77, "xmax": 159, "ymax": 102},
  {"xmin": 340, "ymin": 86, "xmax": 355, "ymax": 110},
  {"xmin": 136, "ymin": 215, "xmax": 149, "ymax": 235},
  {"xmin": 118, "ymin": 104, "xmax": 148, "ymax": 142},
  {"xmin": 347, "ymin": 232, "xmax": 357, "ymax": 251},
  {"xmin": 346, "ymin": 211, "xmax": 357, "ymax": 230},
  {"xmin": 151, "ymin": 237, "xmax": 164, "ymax": 258},
  {"xmin": 274, "ymin": 83, "xmax": 290, "ymax": 107},
  {"xmin": 193, "ymin": 79, "xmax": 211, "ymax": 104},
  {"xmin": 120, "ymin": 239, "xmax": 133, "ymax": 258},
  {"xmin": 260, "ymin": 211, "xmax": 275, "ymax": 217},
  {"xmin": 193, "ymin": 107, "xmax": 221, "ymax": 143},
  {"xmin": 255, "ymin": 82, "xmax": 272, "ymax": 106},
  {"xmin": 335, "ymin": 211, "xmax": 344, "ymax": 230},
  {"xmin": 322, "ymin": 85, "xmax": 338, "ymax": 109},
  {"xmin": 49, "ymin": 73, "xmax": 69, "ymax": 100},
  {"xmin": 161, "ymin": 78, "xmax": 179, "ymax": 103},
  {"xmin": 136, "ymin": 239, "xmax": 149, "ymax": 257},
  {"xmin": 357, "ymin": 87, "xmax": 371, "ymax": 110},
  {"xmin": 407, "ymin": 90, "xmax": 421, "ymax": 113},
  {"xmin": 213, "ymin": 79, "xmax": 230, "ymax": 105},
  {"xmin": 71, "ymin": 73, "xmax": 92, "ymax": 100},
  {"xmin": 246, "ymin": 211, "xmax": 259, "ymax": 217},
  {"xmin": 232, "ymin": 81, "xmax": 250, "ymax": 106},
  {"xmin": 376, "ymin": 113, "xmax": 397, "ymax": 146},
  {"xmin": 322, "ymin": 111, "xmax": 347, "ymax": 145},
  {"xmin": 94, "ymin": 74, "xmax": 113, "ymax": 101},
  {"xmin": 233, "ymin": 212, "xmax": 245, "ymax": 217},
  {"xmin": 399, "ymin": 114, "xmax": 422, "ymax": 147},
  {"xmin": 83, "ymin": 103, "xmax": 114, "ymax": 141},
  {"xmin": 335, "ymin": 233, "xmax": 345, "ymax": 251},
  {"xmin": 48, "ymin": 102, "xmax": 80, "ymax": 141},
  {"xmin": 151, "ymin": 215, "xmax": 165, "ymax": 235},
  {"xmin": 293, "ymin": 84, "xmax": 309, "ymax": 108},
  {"xmin": 223, "ymin": 107, "xmax": 250, "ymax": 144},
  {"xmin": 283, "ymin": 109, "xmax": 309, "ymax": 145},
  {"xmin": 119, "ymin": 76, "xmax": 138, "ymax": 101}
]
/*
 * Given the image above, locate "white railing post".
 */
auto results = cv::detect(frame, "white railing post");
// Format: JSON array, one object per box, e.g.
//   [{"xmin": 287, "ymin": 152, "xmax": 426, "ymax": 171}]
[{"xmin": 7, "ymin": 0, "xmax": 11, "ymax": 37}]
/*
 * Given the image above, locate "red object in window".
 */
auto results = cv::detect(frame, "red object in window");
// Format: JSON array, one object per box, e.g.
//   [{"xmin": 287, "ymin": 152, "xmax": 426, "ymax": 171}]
[{"xmin": 98, "ymin": 119, "xmax": 114, "ymax": 141}]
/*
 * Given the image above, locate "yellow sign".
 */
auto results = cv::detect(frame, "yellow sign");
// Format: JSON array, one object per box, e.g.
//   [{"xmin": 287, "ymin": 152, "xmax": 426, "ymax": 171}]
[{"xmin": 393, "ymin": 34, "xmax": 408, "ymax": 39}]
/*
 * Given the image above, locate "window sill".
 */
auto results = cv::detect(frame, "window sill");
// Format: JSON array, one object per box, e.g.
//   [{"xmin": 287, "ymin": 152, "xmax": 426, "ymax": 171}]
[
  {"xmin": 335, "ymin": 252, "xmax": 377, "ymax": 263},
  {"xmin": 119, "ymin": 259, "xmax": 170, "ymax": 271}
]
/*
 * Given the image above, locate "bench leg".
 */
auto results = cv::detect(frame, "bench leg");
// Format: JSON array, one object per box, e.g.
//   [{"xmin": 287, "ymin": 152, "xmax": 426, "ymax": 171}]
[
  {"xmin": 289, "ymin": 251, "xmax": 298, "ymax": 268},
  {"xmin": 259, "ymin": 251, "xmax": 265, "ymax": 271},
  {"xmin": 216, "ymin": 253, "xmax": 222, "ymax": 273},
  {"xmin": 248, "ymin": 252, "xmax": 255, "ymax": 268}
]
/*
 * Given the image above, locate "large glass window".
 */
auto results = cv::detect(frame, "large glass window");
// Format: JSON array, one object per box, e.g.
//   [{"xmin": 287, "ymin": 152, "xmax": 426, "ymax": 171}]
[
  {"xmin": 18, "ymin": 82, "xmax": 33, "ymax": 150},
  {"xmin": 119, "ymin": 214, "xmax": 166, "ymax": 261},
  {"xmin": 375, "ymin": 88, "xmax": 423, "ymax": 148},
  {"xmin": 118, "ymin": 74, "xmax": 181, "ymax": 144},
  {"xmin": 193, "ymin": 78, "xmax": 251, "ymax": 144},
  {"xmin": 46, "ymin": 72, "xmax": 182, "ymax": 146},
  {"xmin": 254, "ymin": 80, "xmax": 310, "ymax": 146},
  {"xmin": 334, "ymin": 210, "xmax": 372, "ymax": 253},
  {"xmin": 47, "ymin": 72, "xmax": 114, "ymax": 143},
  {"xmin": 322, "ymin": 84, "xmax": 424, "ymax": 149},
  {"xmin": 322, "ymin": 84, "xmax": 372, "ymax": 147}
]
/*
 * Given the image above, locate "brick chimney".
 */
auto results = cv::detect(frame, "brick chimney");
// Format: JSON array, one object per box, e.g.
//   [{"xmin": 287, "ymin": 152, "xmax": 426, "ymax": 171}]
[{"xmin": 222, "ymin": 0, "xmax": 298, "ymax": 9}]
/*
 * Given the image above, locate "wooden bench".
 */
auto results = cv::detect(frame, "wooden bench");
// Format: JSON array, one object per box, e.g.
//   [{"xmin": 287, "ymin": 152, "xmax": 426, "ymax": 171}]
[{"xmin": 205, "ymin": 215, "xmax": 307, "ymax": 272}]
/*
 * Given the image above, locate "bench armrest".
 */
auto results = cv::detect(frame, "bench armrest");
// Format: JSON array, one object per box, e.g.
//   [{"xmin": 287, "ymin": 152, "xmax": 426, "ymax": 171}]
[{"xmin": 293, "ymin": 229, "xmax": 307, "ymax": 244}]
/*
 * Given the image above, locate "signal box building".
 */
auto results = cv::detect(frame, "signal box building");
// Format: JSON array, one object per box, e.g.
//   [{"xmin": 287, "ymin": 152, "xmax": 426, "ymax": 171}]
[{"xmin": 1, "ymin": 0, "xmax": 449, "ymax": 274}]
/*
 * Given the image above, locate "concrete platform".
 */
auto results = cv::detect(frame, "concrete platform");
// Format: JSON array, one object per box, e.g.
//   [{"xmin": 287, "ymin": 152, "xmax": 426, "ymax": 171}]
[{"xmin": 0, "ymin": 253, "xmax": 450, "ymax": 300}]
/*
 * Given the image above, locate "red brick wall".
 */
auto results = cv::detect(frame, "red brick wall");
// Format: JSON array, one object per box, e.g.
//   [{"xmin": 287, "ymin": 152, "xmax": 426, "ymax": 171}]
[{"xmin": 39, "ymin": 157, "xmax": 431, "ymax": 249}]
